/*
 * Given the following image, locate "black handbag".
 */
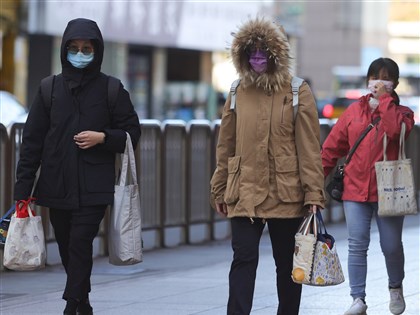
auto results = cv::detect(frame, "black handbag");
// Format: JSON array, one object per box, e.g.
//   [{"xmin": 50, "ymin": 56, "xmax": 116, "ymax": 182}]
[
  {"xmin": 326, "ymin": 165, "xmax": 344, "ymax": 202},
  {"xmin": 326, "ymin": 117, "xmax": 381, "ymax": 202}
]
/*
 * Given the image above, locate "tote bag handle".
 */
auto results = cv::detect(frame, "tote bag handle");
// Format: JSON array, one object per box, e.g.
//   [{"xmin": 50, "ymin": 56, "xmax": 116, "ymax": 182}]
[
  {"xmin": 118, "ymin": 133, "xmax": 138, "ymax": 186},
  {"xmin": 382, "ymin": 122, "xmax": 406, "ymax": 161},
  {"xmin": 296, "ymin": 213, "xmax": 318, "ymax": 237}
]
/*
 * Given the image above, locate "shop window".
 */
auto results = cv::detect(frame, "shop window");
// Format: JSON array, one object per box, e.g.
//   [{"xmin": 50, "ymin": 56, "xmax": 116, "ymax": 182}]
[
  {"xmin": 166, "ymin": 48, "xmax": 200, "ymax": 81},
  {"xmin": 128, "ymin": 47, "xmax": 152, "ymax": 118}
]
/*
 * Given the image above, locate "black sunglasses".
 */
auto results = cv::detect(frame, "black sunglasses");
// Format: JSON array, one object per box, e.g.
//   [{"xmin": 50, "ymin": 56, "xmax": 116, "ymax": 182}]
[{"xmin": 67, "ymin": 45, "xmax": 94, "ymax": 56}]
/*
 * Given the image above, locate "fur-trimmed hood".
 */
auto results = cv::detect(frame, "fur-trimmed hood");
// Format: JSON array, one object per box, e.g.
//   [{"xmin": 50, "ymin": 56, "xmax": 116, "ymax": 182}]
[{"xmin": 231, "ymin": 18, "xmax": 292, "ymax": 92}]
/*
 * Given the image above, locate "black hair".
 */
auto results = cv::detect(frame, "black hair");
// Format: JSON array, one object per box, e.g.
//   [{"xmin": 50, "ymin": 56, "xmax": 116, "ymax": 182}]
[{"xmin": 365, "ymin": 58, "xmax": 399, "ymax": 85}]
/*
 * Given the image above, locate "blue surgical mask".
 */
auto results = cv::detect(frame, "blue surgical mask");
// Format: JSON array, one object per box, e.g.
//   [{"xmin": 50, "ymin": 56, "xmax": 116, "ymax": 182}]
[{"xmin": 67, "ymin": 51, "xmax": 94, "ymax": 69}]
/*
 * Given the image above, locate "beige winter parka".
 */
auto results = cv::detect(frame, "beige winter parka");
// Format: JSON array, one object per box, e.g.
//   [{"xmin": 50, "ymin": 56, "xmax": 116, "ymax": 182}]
[{"xmin": 210, "ymin": 18, "xmax": 325, "ymax": 219}]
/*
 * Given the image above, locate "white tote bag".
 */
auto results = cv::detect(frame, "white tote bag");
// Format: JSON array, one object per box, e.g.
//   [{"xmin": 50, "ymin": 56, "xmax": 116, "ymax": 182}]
[
  {"xmin": 3, "ymin": 203, "xmax": 46, "ymax": 271},
  {"xmin": 108, "ymin": 133, "xmax": 143, "ymax": 265},
  {"xmin": 375, "ymin": 122, "xmax": 418, "ymax": 216}
]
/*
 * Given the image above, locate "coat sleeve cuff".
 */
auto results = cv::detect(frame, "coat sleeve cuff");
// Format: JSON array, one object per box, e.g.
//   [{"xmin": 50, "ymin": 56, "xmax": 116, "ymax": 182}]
[{"xmin": 304, "ymin": 191, "xmax": 326, "ymax": 208}]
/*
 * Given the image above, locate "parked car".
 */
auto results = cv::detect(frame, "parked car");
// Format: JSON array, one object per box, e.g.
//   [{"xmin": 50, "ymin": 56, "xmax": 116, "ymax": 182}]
[
  {"xmin": 0, "ymin": 91, "xmax": 28, "ymax": 128},
  {"xmin": 316, "ymin": 97, "xmax": 333, "ymax": 119},
  {"xmin": 320, "ymin": 89, "xmax": 368, "ymax": 119},
  {"xmin": 321, "ymin": 97, "xmax": 357, "ymax": 119}
]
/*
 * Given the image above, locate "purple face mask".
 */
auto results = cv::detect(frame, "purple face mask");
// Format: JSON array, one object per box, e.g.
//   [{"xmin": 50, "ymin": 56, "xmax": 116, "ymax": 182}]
[{"xmin": 249, "ymin": 50, "xmax": 267, "ymax": 74}]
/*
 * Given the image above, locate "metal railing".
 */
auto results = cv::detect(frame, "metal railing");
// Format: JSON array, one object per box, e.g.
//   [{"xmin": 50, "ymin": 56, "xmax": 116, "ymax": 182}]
[{"xmin": 1, "ymin": 120, "xmax": 419, "ymax": 256}]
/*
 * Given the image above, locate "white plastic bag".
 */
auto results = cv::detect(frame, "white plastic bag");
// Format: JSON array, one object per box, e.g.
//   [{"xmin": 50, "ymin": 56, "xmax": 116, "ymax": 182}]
[
  {"xmin": 3, "ymin": 204, "xmax": 46, "ymax": 271},
  {"xmin": 108, "ymin": 132, "xmax": 143, "ymax": 265}
]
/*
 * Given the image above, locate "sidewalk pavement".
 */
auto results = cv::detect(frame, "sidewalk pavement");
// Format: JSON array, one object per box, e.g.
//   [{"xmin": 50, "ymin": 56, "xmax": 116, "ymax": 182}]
[{"xmin": 1, "ymin": 214, "xmax": 419, "ymax": 315}]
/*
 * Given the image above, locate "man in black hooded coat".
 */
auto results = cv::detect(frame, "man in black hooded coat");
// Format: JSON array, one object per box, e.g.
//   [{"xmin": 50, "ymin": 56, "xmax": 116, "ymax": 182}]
[{"xmin": 14, "ymin": 18, "xmax": 141, "ymax": 315}]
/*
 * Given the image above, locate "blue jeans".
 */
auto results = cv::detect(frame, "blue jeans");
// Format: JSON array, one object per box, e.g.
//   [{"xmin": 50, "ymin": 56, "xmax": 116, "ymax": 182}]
[{"xmin": 343, "ymin": 201, "xmax": 405, "ymax": 300}]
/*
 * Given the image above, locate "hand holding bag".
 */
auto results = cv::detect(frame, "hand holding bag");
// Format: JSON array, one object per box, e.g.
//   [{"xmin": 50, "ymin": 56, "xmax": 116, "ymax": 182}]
[
  {"xmin": 292, "ymin": 213, "xmax": 317, "ymax": 284},
  {"xmin": 108, "ymin": 132, "xmax": 143, "ymax": 265},
  {"xmin": 375, "ymin": 122, "xmax": 418, "ymax": 216},
  {"xmin": 15, "ymin": 197, "xmax": 36, "ymax": 218},
  {"xmin": 3, "ymin": 201, "xmax": 46, "ymax": 271},
  {"xmin": 310, "ymin": 211, "xmax": 345, "ymax": 286}
]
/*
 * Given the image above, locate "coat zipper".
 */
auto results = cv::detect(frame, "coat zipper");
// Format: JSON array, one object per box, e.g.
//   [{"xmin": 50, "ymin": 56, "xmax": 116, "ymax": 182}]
[{"xmin": 281, "ymin": 96, "xmax": 287, "ymax": 124}]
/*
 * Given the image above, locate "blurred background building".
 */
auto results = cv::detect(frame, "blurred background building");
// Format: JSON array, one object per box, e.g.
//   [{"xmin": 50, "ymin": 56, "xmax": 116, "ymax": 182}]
[{"xmin": 1, "ymin": 0, "xmax": 419, "ymax": 122}]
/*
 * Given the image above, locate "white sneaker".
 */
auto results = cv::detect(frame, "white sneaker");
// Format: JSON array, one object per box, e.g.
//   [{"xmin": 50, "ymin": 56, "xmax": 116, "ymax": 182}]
[
  {"xmin": 389, "ymin": 287, "xmax": 406, "ymax": 314},
  {"xmin": 343, "ymin": 297, "xmax": 368, "ymax": 315}
]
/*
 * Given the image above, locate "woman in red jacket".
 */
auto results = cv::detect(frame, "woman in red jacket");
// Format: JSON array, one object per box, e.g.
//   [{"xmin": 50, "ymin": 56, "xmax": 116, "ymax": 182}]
[{"xmin": 322, "ymin": 58, "xmax": 414, "ymax": 315}]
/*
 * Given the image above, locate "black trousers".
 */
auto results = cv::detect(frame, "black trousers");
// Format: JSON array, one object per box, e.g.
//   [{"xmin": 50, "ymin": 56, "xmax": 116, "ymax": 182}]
[
  {"xmin": 227, "ymin": 217, "xmax": 303, "ymax": 315},
  {"xmin": 49, "ymin": 205, "xmax": 106, "ymax": 301}
]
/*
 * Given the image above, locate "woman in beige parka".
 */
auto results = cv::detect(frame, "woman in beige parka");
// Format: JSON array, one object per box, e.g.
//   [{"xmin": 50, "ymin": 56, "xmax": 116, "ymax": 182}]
[{"xmin": 210, "ymin": 18, "xmax": 325, "ymax": 315}]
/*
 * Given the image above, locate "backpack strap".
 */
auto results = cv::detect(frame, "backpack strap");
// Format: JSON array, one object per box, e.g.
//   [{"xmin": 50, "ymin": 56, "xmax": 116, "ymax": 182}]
[
  {"xmin": 229, "ymin": 79, "xmax": 241, "ymax": 111},
  {"xmin": 107, "ymin": 76, "xmax": 120, "ymax": 114},
  {"xmin": 40, "ymin": 75, "xmax": 56, "ymax": 111},
  {"xmin": 291, "ymin": 76, "xmax": 304, "ymax": 120},
  {"xmin": 40, "ymin": 75, "xmax": 120, "ymax": 116},
  {"xmin": 229, "ymin": 77, "xmax": 304, "ymax": 121}
]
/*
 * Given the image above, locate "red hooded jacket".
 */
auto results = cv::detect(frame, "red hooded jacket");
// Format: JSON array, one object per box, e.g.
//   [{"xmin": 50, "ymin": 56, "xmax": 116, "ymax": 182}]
[{"xmin": 322, "ymin": 93, "xmax": 414, "ymax": 202}]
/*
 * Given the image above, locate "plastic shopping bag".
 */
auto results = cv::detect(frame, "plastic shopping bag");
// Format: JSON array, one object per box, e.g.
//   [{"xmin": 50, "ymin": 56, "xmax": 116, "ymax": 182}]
[{"xmin": 3, "ymin": 202, "xmax": 46, "ymax": 271}]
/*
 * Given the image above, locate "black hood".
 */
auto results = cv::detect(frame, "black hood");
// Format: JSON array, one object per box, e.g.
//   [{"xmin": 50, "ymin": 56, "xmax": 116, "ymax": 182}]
[{"xmin": 61, "ymin": 18, "xmax": 104, "ymax": 88}]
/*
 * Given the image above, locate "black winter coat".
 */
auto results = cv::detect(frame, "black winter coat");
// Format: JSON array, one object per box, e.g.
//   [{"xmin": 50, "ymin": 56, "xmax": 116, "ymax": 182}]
[{"xmin": 14, "ymin": 18, "xmax": 141, "ymax": 209}]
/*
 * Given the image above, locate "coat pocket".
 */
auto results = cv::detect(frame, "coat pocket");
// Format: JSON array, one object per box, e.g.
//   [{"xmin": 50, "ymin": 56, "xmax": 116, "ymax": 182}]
[
  {"xmin": 224, "ymin": 156, "xmax": 241, "ymax": 205},
  {"xmin": 83, "ymin": 153, "xmax": 115, "ymax": 193},
  {"xmin": 38, "ymin": 164, "xmax": 66, "ymax": 198},
  {"xmin": 274, "ymin": 156, "xmax": 304, "ymax": 202}
]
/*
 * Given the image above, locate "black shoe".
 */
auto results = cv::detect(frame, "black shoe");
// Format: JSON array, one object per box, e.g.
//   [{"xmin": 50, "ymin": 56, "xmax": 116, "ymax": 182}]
[
  {"xmin": 63, "ymin": 299, "xmax": 78, "ymax": 315},
  {"xmin": 77, "ymin": 298, "xmax": 93, "ymax": 315}
]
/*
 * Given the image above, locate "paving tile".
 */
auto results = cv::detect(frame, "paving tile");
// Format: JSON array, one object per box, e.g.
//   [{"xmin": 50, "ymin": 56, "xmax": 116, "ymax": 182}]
[{"xmin": 0, "ymin": 215, "xmax": 418, "ymax": 315}]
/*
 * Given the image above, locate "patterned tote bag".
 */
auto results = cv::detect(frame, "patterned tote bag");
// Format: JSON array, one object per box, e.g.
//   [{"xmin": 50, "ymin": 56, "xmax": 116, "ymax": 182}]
[{"xmin": 310, "ymin": 211, "xmax": 345, "ymax": 286}]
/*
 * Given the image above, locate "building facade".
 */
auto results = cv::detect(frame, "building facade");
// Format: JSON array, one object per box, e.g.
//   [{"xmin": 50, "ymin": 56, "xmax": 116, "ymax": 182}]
[
  {"xmin": 10, "ymin": 1, "xmax": 275, "ymax": 120},
  {"xmin": 1, "ymin": 1, "xmax": 417, "ymax": 120}
]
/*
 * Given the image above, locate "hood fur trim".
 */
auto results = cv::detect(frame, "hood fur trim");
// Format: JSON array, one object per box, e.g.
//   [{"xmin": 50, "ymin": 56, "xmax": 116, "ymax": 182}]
[{"xmin": 231, "ymin": 18, "xmax": 292, "ymax": 92}]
